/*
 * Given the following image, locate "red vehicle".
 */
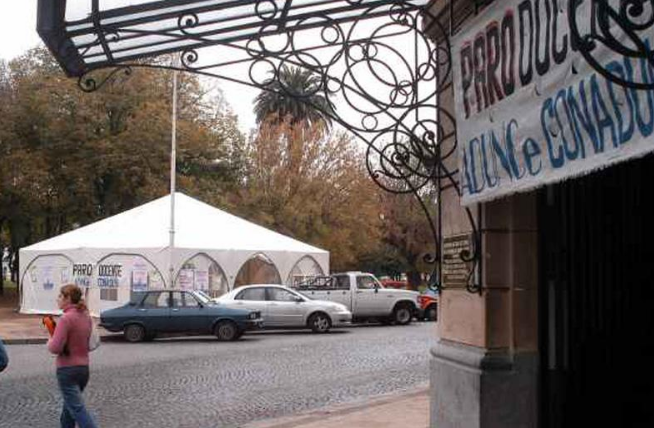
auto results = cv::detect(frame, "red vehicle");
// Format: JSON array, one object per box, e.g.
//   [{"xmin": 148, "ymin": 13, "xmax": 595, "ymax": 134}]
[
  {"xmin": 380, "ymin": 279, "xmax": 409, "ymax": 289},
  {"xmin": 418, "ymin": 293, "xmax": 438, "ymax": 321},
  {"xmin": 380, "ymin": 280, "xmax": 438, "ymax": 321}
]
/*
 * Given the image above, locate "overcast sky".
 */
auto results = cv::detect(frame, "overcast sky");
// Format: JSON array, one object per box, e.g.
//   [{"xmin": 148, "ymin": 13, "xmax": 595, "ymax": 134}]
[
  {"xmin": 0, "ymin": 2, "xmax": 258, "ymax": 133},
  {"xmin": 0, "ymin": 3, "xmax": 41, "ymax": 61}
]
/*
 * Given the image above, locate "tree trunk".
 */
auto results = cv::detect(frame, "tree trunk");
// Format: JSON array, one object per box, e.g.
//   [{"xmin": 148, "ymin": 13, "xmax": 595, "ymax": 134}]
[{"xmin": 9, "ymin": 250, "xmax": 17, "ymax": 284}]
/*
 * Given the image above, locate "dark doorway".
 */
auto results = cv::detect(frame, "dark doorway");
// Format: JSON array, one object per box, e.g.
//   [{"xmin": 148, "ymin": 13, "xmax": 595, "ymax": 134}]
[{"xmin": 539, "ymin": 154, "xmax": 654, "ymax": 428}]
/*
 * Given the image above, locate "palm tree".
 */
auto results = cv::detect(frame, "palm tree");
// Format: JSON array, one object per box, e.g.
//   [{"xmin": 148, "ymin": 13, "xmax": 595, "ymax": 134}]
[{"xmin": 254, "ymin": 65, "xmax": 335, "ymax": 130}]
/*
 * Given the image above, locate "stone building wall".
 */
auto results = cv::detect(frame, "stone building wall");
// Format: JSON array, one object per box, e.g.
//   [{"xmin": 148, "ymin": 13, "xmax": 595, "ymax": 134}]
[{"xmin": 426, "ymin": 1, "xmax": 540, "ymax": 427}]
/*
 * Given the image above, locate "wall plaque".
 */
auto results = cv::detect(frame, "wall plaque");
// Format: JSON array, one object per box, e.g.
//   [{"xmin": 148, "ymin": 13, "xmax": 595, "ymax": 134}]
[{"xmin": 442, "ymin": 234, "xmax": 473, "ymax": 287}]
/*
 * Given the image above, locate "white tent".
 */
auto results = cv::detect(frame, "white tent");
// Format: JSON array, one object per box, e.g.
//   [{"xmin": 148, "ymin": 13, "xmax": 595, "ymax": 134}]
[{"xmin": 19, "ymin": 193, "xmax": 329, "ymax": 316}]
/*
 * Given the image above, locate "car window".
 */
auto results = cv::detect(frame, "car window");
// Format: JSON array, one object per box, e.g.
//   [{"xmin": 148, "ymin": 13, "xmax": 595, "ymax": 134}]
[
  {"xmin": 334, "ymin": 275, "xmax": 350, "ymax": 290},
  {"xmin": 142, "ymin": 292, "xmax": 169, "ymax": 308},
  {"xmin": 171, "ymin": 292, "xmax": 184, "ymax": 307},
  {"xmin": 193, "ymin": 290, "xmax": 211, "ymax": 304},
  {"xmin": 356, "ymin": 276, "xmax": 377, "ymax": 290},
  {"xmin": 130, "ymin": 292, "xmax": 147, "ymax": 305},
  {"xmin": 235, "ymin": 287, "xmax": 266, "ymax": 301},
  {"xmin": 183, "ymin": 293, "xmax": 201, "ymax": 308},
  {"xmin": 268, "ymin": 288, "xmax": 299, "ymax": 302}
]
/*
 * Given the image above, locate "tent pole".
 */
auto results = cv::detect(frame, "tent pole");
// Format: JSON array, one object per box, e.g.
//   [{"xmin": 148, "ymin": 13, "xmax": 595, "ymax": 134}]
[{"xmin": 169, "ymin": 56, "xmax": 179, "ymax": 288}]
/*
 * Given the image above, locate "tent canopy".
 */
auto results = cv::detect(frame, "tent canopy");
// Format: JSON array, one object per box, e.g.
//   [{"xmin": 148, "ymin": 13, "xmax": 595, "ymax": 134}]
[{"xmin": 24, "ymin": 192, "xmax": 326, "ymax": 253}]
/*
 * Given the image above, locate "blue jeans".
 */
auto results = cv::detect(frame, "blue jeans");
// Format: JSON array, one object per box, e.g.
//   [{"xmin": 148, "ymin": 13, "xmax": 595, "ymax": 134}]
[{"xmin": 56, "ymin": 366, "xmax": 97, "ymax": 428}]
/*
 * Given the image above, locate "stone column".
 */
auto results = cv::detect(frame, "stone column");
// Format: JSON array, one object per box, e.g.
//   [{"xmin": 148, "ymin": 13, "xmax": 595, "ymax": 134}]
[
  {"xmin": 430, "ymin": 192, "xmax": 539, "ymax": 428},
  {"xmin": 424, "ymin": 2, "xmax": 540, "ymax": 426}
]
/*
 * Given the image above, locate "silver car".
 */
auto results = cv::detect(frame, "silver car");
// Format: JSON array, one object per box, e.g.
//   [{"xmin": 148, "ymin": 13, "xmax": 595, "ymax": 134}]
[{"xmin": 214, "ymin": 284, "xmax": 352, "ymax": 333}]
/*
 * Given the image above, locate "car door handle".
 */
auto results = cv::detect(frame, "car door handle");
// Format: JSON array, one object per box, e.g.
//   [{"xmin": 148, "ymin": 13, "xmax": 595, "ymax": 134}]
[
  {"xmin": 172, "ymin": 308, "xmax": 180, "ymax": 312},
  {"xmin": 138, "ymin": 308, "xmax": 147, "ymax": 312},
  {"xmin": 356, "ymin": 291, "xmax": 363, "ymax": 294}
]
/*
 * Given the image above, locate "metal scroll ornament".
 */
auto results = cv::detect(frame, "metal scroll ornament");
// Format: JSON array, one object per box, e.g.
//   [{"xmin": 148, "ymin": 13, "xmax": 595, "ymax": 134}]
[
  {"xmin": 70, "ymin": 1, "xmax": 481, "ymax": 293},
  {"xmin": 569, "ymin": 0, "xmax": 654, "ymax": 90}
]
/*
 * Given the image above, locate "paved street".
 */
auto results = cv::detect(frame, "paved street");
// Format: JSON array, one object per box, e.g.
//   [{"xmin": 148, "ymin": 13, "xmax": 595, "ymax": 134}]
[{"xmin": 0, "ymin": 323, "xmax": 435, "ymax": 428}]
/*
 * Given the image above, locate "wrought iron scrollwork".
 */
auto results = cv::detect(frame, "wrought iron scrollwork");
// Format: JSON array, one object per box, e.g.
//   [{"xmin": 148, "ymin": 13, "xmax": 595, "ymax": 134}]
[
  {"xmin": 78, "ymin": 66, "xmax": 133, "ymax": 93},
  {"xmin": 65, "ymin": 0, "xmax": 482, "ymax": 293},
  {"xmin": 569, "ymin": 0, "xmax": 654, "ymax": 90}
]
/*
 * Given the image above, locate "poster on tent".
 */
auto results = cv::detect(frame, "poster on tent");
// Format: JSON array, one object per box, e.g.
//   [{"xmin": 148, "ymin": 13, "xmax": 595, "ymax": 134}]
[
  {"xmin": 72, "ymin": 264, "xmax": 93, "ymax": 288},
  {"xmin": 41, "ymin": 266, "xmax": 55, "ymax": 291},
  {"xmin": 178, "ymin": 269, "xmax": 194, "ymax": 290},
  {"xmin": 452, "ymin": 0, "xmax": 654, "ymax": 205},
  {"xmin": 97, "ymin": 263, "xmax": 122, "ymax": 288},
  {"xmin": 60, "ymin": 267, "xmax": 70, "ymax": 284},
  {"xmin": 195, "ymin": 270, "xmax": 209, "ymax": 291},
  {"xmin": 29, "ymin": 265, "xmax": 38, "ymax": 283},
  {"xmin": 131, "ymin": 258, "xmax": 148, "ymax": 291}
]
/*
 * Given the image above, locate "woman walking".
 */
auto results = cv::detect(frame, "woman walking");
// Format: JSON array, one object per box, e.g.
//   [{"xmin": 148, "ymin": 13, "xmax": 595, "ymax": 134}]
[{"xmin": 47, "ymin": 284, "xmax": 97, "ymax": 428}]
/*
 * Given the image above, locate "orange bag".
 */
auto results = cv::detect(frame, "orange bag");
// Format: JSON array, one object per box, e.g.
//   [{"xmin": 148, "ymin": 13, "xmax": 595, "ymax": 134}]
[{"xmin": 42, "ymin": 315, "xmax": 57, "ymax": 337}]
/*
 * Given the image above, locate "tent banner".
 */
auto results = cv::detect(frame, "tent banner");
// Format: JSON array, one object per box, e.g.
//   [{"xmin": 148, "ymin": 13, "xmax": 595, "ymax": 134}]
[
  {"xmin": 132, "ymin": 258, "xmax": 148, "ymax": 291},
  {"xmin": 453, "ymin": 0, "xmax": 654, "ymax": 205},
  {"xmin": 41, "ymin": 266, "xmax": 55, "ymax": 290},
  {"xmin": 178, "ymin": 269, "xmax": 194, "ymax": 290},
  {"xmin": 97, "ymin": 263, "xmax": 122, "ymax": 288},
  {"xmin": 195, "ymin": 270, "xmax": 209, "ymax": 291},
  {"xmin": 73, "ymin": 263, "xmax": 93, "ymax": 288}
]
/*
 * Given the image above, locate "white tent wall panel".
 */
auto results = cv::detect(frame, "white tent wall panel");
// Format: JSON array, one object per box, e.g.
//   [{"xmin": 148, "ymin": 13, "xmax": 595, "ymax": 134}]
[
  {"xmin": 20, "ymin": 247, "xmax": 329, "ymax": 316},
  {"xmin": 286, "ymin": 256, "xmax": 326, "ymax": 285},
  {"xmin": 19, "ymin": 248, "xmax": 170, "ymax": 316},
  {"xmin": 170, "ymin": 248, "xmax": 328, "ymax": 289},
  {"xmin": 19, "ymin": 253, "xmax": 74, "ymax": 316}
]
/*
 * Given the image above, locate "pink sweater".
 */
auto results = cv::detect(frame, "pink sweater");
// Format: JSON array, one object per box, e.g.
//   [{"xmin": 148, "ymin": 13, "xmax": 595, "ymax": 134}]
[{"xmin": 47, "ymin": 305, "xmax": 91, "ymax": 368}]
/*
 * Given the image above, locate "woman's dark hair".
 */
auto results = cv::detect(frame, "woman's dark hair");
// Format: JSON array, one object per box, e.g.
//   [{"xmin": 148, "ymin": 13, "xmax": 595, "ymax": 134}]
[{"xmin": 60, "ymin": 284, "xmax": 88, "ymax": 312}]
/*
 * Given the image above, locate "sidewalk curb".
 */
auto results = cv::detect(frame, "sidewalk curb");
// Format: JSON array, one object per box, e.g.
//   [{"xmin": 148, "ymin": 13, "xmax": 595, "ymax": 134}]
[
  {"xmin": 3, "ymin": 337, "xmax": 49, "ymax": 345},
  {"xmin": 3, "ymin": 335, "xmax": 114, "ymax": 345},
  {"xmin": 242, "ymin": 385, "xmax": 429, "ymax": 428}
]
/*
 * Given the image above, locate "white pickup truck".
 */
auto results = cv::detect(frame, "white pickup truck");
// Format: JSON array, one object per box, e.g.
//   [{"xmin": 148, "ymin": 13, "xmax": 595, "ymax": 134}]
[{"xmin": 291, "ymin": 272, "xmax": 420, "ymax": 325}]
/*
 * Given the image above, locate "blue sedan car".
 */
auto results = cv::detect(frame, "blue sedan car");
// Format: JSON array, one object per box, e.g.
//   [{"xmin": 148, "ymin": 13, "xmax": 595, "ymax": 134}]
[{"xmin": 100, "ymin": 289, "xmax": 263, "ymax": 342}]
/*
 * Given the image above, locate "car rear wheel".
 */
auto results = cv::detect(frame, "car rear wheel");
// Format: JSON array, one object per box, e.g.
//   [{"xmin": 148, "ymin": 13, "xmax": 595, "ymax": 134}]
[
  {"xmin": 425, "ymin": 304, "xmax": 438, "ymax": 321},
  {"xmin": 393, "ymin": 304, "xmax": 413, "ymax": 325},
  {"xmin": 214, "ymin": 321, "xmax": 239, "ymax": 341},
  {"xmin": 308, "ymin": 312, "xmax": 332, "ymax": 333},
  {"xmin": 124, "ymin": 324, "xmax": 146, "ymax": 343}
]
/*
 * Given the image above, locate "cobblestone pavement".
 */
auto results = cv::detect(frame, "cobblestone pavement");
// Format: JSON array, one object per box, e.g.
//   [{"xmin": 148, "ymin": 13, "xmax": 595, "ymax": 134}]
[{"xmin": 0, "ymin": 323, "xmax": 435, "ymax": 428}]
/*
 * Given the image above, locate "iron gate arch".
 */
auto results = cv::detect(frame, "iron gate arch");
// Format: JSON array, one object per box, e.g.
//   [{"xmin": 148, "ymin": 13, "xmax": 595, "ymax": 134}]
[{"xmin": 37, "ymin": 0, "xmax": 484, "ymax": 293}]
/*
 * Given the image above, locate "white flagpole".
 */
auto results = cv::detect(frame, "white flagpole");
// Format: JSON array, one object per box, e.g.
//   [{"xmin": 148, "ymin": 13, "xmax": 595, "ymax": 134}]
[{"xmin": 169, "ymin": 57, "xmax": 179, "ymax": 288}]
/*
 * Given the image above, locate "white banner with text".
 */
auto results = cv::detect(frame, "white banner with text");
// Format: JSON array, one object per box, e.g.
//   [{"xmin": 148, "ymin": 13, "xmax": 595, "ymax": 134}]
[{"xmin": 453, "ymin": 0, "xmax": 654, "ymax": 204}]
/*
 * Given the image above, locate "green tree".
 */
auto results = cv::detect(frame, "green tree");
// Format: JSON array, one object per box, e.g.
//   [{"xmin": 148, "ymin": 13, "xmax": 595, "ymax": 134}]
[
  {"xmin": 378, "ymin": 189, "xmax": 436, "ymax": 289},
  {"xmin": 0, "ymin": 47, "xmax": 246, "ymax": 286},
  {"xmin": 232, "ymin": 120, "xmax": 384, "ymax": 271},
  {"xmin": 253, "ymin": 65, "xmax": 335, "ymax": 130}
]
